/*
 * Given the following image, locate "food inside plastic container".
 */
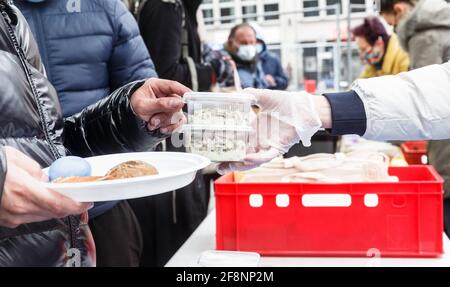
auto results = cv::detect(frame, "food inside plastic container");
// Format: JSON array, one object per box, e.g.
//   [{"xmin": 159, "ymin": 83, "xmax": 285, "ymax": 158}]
[
  {"xmin": 191, "ymin": 107, "xmax": 250, "ymax": 126},
  {"xmin": 183, "ymin": 92, "xmax": 256, "ymax": 162},
  {"xmin": 184, "ymin": 92, "xmax": 255, "ymax": 126},
  {"xmin": 183, "ymin": 125, "xmax": 251, "ymax": 162}
]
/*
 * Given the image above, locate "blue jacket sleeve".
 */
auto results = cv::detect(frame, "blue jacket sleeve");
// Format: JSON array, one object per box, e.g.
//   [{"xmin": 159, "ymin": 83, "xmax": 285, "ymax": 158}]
[
  {"xmin": 273, "ymin": 57, "xmax": 288, "ymax": 90},
  {"xmin": 109, "ymin": 0, "xmax": 158, "ymax": 91}
]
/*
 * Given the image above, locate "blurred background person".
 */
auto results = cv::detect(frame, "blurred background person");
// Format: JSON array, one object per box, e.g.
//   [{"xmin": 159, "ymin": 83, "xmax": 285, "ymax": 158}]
[
  {"xmin": 352, "ymin": 16, "xmax": 409, "ymax": 78},
  {"xmin": 251, "ymin": 23, "xmax": 289, "ymax": 90},
  {"xmin": 379, "ymin": 0, "xmax": 450, "ymax": 235},
  {"xmin": 380, "ymin": 0, "xmax": 450, "ymax": 68},
  {"xmin": 136, "ymin": 0, "xmax": 234, "ymax": 267},
  {"xmin": 139, "ymin": 0, "xmax": 233, "ymax": 91},
  {"xmin": 222, "ymin": 23, "xmax": 268, "ymax": 89},
  {"xmin": 16, "ymin": 0, "xmax": 158, "ymax": 267}
]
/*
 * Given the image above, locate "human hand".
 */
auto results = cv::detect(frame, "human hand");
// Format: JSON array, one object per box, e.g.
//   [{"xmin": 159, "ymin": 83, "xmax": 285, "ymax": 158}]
[
  {"xmin": 0, "ymin": 147, "xmax": 93, "ymax": 229},
  {"xmin": 265, "ymin": 75, "xmax": 277, "ymax": 87},
  {"xmin": 218, "ymin": 89, "xmax": 325, "ymax": 174},
  {"xmin": 131, "ymin": 78, "xmax": 190, "ymax": 134}
]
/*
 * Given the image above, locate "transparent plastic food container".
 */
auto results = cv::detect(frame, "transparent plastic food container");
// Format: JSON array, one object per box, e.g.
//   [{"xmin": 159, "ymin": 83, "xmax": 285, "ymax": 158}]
[
  {"xmin": 184, "ymin": 92, "xmax": 256, "ymax": 126},
  {"xmin": 183, "ymin": 125, "xmax": 252, "ymax": 162}
]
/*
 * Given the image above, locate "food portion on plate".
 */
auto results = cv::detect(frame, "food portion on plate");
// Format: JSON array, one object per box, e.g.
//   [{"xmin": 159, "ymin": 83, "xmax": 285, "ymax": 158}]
[
  {"xmin": 49, "ymin": 156, "xmax": 159, "ymax": 184},
  {"xmin": 53, "ymin": 176, "xmax": 111, "ymax": 183},
  {"xmin": 105, "ymin": 160, "xmax": 159, "ymax": 179},
  {"xmin": 48, "ymin": 156, "xmax": 92, "ymax": 181},
  {"xmin": 43, "ymin": 152, "xmax": 210, "ymax": 202}
]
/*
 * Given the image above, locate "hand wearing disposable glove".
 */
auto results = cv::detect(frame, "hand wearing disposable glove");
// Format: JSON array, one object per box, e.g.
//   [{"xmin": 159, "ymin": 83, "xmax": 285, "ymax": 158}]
[
  {"xmin": 0, "ymin": 147, "xmax": 93, "ymax": 229},
  {"xmin": 218, "ymin": 89, "xmax": 331, "ymax": 174}
]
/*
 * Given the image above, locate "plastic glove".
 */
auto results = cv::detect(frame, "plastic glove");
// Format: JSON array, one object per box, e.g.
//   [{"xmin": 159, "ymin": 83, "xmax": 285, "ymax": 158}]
[{"xmin": 218, "ymin": 88, "xmax": 322, "ymax": 174}]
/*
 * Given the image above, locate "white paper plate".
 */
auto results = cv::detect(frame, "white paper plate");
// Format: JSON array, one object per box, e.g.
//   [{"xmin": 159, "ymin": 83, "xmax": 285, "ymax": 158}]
[{"xmin": 43, "ymin": 152, "xmax": 210, "ymax": 202}]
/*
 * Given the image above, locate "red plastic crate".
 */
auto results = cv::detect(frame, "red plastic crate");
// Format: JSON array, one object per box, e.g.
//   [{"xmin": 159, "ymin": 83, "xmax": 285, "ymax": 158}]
[
  {"xmin": 215, "ymin": 166, "xmax": 444, "ymax": 258},
  {"xmin": 401, "ymin": 141, "xmax": 428, "ymax": 165}
]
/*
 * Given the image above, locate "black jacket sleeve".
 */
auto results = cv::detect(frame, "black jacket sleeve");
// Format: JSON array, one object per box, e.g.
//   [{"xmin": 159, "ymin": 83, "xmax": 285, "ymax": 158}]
[
  {"xmin": 0, "ymin": 147, "xmax": 6, "ymax": 208},
  {"xmin": 63, "ymin": 81, "xmax": 167, "ymax": 157},
  {"xmin": 139, "ymin": 0, "xmax": 213, "ymax": 91}
]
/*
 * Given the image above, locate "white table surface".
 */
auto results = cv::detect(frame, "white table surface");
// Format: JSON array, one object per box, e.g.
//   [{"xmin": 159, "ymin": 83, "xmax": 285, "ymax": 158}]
[{"xmin": 166, "ymin": 210, "xmax": 450, "ymax": 267}]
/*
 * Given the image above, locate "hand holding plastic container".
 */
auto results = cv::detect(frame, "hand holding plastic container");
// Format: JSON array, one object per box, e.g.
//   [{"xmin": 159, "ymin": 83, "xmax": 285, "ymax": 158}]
[{"xmin": 182, "ymin": 92, "xmax": 256, "ymax": 162}]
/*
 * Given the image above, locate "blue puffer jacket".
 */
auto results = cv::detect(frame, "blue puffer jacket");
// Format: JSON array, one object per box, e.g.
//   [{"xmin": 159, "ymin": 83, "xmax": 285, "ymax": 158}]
[
  {"xmin": 259, "ymin": 42, "xmax": 288, "ymax": 90},
  {"xmin": 237, "ymin": 61, "xmax": 268, "ymax": 89},
  {"xmin": 15, "ymin": 0, "xmax": 157, "ymax": 117}
]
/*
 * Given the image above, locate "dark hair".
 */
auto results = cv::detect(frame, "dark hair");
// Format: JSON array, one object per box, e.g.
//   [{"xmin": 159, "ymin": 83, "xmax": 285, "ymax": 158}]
[
  {"xmin": 379, "ymin": 0, "xmax": 416, "ymax": 13},
  {"xmin": 228, "ymin": 23, "xmax": 256, "ymax": 41},
  {"xmin": 352, "ymin": 17, "xmax": 389, "ymax": 46}
]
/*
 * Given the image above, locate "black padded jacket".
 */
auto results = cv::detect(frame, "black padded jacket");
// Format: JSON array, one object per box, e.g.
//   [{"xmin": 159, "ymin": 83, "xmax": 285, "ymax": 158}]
[{"xmin": 0, "ymin": 0, "xmax": 165, "ymax": 266}]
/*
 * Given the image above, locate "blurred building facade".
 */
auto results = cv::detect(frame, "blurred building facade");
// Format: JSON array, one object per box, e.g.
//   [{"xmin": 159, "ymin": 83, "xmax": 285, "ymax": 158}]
[{"xmin": 199, "ymin": 0, "xmax": 377, "ymax": 91}]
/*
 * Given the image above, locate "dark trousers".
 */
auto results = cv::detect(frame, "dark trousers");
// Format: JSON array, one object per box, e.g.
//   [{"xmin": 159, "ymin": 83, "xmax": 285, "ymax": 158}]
[
  {"xmin": 445, "ymin": 199, "xmax": 450, "ymax": 238},
  {"xmin": 88, "ymin": 201, "xmax": 143, "ymax": 267},
  {"xmin": 128, "ymin": 171, "xmax": 209, "ymax": 267}
]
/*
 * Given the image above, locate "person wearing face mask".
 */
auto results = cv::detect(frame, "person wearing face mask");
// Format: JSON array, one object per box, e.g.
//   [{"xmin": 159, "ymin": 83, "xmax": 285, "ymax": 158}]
[
  {"xmin": 353, "ymin": 16, "xmax": 409, "ymax": 78},
  {"xmin": 134, "ymin": 0, "xmax": 235, "ymax": 267},
  {"xmin": 379, "ymin": 0, "xmax": 450, "ymax": 234},
  {"xmin": 222, "ymin": 23, "xmax": 268, "ymax": 89},
  {"xmin": 379, "ymin": 0, "xmax": 450, "ymax": 69}
]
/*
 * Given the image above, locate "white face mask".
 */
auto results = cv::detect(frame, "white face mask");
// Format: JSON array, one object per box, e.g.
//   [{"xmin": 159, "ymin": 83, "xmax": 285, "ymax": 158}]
[{"xmin": 237, "ymin": 44, "xmax": 257, "ymax": 61}]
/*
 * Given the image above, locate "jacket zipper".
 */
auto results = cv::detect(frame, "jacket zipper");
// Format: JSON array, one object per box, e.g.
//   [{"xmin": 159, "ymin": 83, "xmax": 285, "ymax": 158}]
[
  {"xmin": 0, "ymin": 9, "xmax": 60, "ymax": 160},
  {"xmin": 0, "ymin": 6, "xmax": 77, "ymax": 250}
]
